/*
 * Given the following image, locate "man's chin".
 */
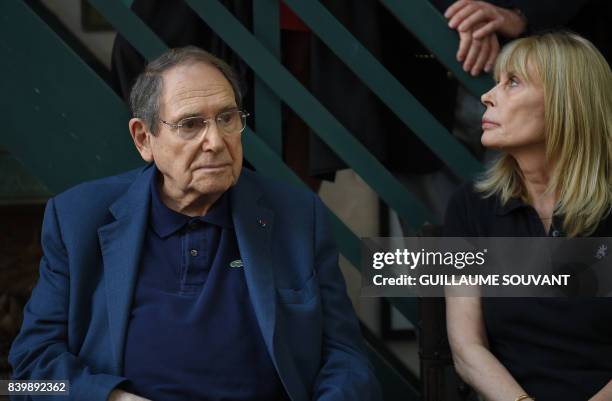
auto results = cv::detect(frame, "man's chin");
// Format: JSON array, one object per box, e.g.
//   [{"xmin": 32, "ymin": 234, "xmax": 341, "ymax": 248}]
[{"xmin": 192, "ymin": 179, "xmax": 233, "ymax": 197}]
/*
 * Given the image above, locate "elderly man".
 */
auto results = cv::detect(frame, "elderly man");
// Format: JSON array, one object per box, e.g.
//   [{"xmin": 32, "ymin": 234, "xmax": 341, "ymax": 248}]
[{"xmin": 9, "ymin": 47, "xmax": 381, "ymax": 401}]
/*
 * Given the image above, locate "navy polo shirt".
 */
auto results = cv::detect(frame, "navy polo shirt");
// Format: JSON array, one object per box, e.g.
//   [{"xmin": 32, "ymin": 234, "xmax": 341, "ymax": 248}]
[{"xmin": 122, "ymin": 171, "xmax": 288, "ymax": 401}]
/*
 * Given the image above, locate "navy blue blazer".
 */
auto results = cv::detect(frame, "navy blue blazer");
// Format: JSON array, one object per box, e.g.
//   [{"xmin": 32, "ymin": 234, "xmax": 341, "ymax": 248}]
[{"xmin": 9, "ymin": 164, "xmax": 381, "ymax": 401}]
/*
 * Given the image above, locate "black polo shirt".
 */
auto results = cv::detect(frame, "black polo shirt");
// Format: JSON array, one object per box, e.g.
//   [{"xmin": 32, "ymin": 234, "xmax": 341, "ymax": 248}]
[
  {"xmin": 444, "ymin": 183, "xmax": 612, "ymax": 401},
  {"xmin": 444, "ymin": 182, "xmax": 612, "ymax": 238}
]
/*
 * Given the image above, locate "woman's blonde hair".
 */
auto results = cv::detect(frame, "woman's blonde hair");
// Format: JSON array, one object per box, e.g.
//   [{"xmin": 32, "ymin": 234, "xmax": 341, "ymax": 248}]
[{"xmin": 475, "ymin": 31, "xmax": 612, "ymax": 236}]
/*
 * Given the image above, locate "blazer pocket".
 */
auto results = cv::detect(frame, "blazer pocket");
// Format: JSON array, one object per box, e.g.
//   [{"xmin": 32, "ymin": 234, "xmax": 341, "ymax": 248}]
[{"xmin": 276, "ymin": 271, "xmax": 318, "ymax": 304}]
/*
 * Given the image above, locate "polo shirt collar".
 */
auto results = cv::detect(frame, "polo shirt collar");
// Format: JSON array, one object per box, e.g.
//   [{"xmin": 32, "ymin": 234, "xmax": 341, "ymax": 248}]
[
  {"xmin": 496, "ymin": 198, "xmax": 527, "ymax": 216},
  {"xmin": 150, "ymin": 166, "xmax": 233, "ymax": 238}
]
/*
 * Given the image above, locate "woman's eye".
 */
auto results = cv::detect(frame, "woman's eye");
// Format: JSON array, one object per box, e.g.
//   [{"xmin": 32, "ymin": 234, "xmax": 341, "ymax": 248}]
[{"xmin": 508, "ymin": 77, "xmax": 519, "ymax": 87}]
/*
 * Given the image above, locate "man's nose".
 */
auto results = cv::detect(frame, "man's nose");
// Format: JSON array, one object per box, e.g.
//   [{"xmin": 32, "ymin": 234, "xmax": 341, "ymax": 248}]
[{"xmin": 201, "ymin": 121, "xmax": 225, "ymax": 152}]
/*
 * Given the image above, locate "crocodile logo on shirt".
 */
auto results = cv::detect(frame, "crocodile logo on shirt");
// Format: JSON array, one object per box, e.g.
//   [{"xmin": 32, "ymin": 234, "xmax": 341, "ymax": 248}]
[{"xmin": 229, "ymin": 259, "xmax": 244, "ymax": 268}]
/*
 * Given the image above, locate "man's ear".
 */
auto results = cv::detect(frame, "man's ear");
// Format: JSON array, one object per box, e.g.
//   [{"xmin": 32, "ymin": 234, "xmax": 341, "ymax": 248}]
[{"xmin": 129, "ymin": 118, "xmax": 153, "ymax": 162}]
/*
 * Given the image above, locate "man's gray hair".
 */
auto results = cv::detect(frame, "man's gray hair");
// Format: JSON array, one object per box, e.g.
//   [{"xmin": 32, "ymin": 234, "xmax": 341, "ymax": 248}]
[{"xmin": 129, "ymin": 46, "xmax": 243, "ymax": 135}]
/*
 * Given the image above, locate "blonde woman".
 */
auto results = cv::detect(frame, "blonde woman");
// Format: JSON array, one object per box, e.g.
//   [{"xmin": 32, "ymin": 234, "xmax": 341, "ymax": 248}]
[{"xmin": 444, "ymin": 32, "xmax": 612, "ymax": 401}]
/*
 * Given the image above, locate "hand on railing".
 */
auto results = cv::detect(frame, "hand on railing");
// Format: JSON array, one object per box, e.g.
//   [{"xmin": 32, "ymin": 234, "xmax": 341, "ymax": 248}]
[
  {"xmin": 455, "ymin": 22, "xmax": 500, "ymax": 76},
  {"xmin": 444, "ymin": 0, "xmax": 528, "ymax": 76}
]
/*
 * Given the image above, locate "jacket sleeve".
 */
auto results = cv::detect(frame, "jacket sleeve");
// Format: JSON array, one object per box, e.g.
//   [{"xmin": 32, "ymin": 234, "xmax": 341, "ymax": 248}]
[
  {"xmin": 8, "ymin": 198, "xmax": 126, "ymax": 401},
  {"xmin": 310, "ymin": 196, "xmax": 382, "ymax": 401},
  {"xmin": 508, "ymin": 0, "xmax": 591, "ymax": 32}
]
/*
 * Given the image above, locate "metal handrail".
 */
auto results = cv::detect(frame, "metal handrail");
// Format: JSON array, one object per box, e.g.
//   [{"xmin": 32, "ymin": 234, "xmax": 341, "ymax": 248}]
[
  {"xmin": 380, "ymin": 0, "xmax": 494, "ymax": 97},
  {"xmin": 184, "ymin": 0, "xmax": 438, "ymax": 228},
  {"xmin": 283, "ymin": 0, "xmax": 483, "ymax": 179}
]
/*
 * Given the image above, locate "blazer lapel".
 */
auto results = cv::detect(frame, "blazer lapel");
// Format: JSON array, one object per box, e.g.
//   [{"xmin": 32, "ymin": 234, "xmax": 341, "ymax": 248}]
[
  {"xmin": 97, "ymin": 165, "xmax": 153, "ymax": 374},
  {"xmin": 230, "ymin": 171, "xmax": 307, "ymax": 401},
  {"xmin": 230, "ymin": 172, "xmax": 276, "ymax": 357}
]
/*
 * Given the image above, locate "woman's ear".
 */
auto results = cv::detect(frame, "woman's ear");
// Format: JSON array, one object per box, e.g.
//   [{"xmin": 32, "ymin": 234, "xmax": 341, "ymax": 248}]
[{"xmin": 129, "ymin": 118, "xmax": 153, "ymax": 162}]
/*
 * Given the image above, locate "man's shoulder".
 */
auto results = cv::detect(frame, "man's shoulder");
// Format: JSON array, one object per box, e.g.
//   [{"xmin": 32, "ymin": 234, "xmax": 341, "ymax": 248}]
[
  {"xmin": 53, "ymin": 166, "xmax": 145, "ymax": 211},
  {"xmin": 236, "ymin": 169, "xmax": 323, "ymax": 225},
  {"xmin": 239, "ymin": 168, "xmax": 315, "ymax": 203}
]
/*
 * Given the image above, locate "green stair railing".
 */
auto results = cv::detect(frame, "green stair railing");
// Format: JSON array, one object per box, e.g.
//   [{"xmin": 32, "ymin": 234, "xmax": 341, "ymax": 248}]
[
  {"xmin": 0, "ymin": 1, "xmax": 141, "ymax": 191},
  {"xmin": 252, "ymin": 0, "xmax": 282, "ymax": 154},
  {"xmin": 379, "ymin": 0, "xmax": 493, "ymax": 97},
  {"xmin": 280, "ymin": 0, "xmax": 483, "ymax": 178},
  {"xmin": 176, "ymin": 0, "xmax": 438, "ymax": 228}
]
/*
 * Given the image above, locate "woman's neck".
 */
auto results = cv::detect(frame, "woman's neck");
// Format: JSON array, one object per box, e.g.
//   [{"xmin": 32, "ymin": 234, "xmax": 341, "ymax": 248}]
[{"xmin": 512, "ymin": 147, "xmax": 557, "ymax": 226}]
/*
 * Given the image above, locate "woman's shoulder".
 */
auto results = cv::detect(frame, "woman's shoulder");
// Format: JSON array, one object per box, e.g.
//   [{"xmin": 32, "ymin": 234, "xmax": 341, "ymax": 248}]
[
  {"xmin": 449, "ymin": 181, "xmax": 488, "ymax": 206},
  {"xmin": 447, "ymin": 181, "xmax": 500, "ymax": 216},
  {"xmin": 444, "ymin": 181, "xmax": 499, "ymax": 236},
  {"xmin": 592, "ymin": 209, "xmax": 612, "ymax": 236}
]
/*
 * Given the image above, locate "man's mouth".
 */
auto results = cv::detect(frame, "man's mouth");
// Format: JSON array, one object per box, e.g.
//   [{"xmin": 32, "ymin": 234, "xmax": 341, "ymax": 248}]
[{"xmin": 193, "ymin": 163, "xmax": 231, "ymax": 171}]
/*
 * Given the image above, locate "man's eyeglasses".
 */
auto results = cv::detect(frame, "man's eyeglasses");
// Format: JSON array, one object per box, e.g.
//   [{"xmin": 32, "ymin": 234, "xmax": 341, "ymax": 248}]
[{"xmin": 160, "ymin": 109, "xmax": 249, "ymax": 141}]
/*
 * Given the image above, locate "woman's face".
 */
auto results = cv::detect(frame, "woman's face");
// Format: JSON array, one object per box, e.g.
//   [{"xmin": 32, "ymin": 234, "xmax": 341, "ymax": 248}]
[{"xmin": 480, "ymin": 66, "xmax": 545, "ymax": 151}]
